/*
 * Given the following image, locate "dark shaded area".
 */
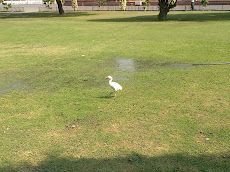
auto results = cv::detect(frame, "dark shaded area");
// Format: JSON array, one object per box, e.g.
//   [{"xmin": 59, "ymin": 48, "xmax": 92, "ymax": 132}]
[
  {"xmin": 193, "ymin": 62, "xmax": 230, "ymax": 66},
  {"xmin": 136, "ymin": 60, "xmax": 230, "ymax": 70},
  {"xmin": 88, "ymin": 12, "xmax": 230, "ymax": 22},
  {"xmin": 0, "ymin": 12, "xmax": 95, "ymax": 19},
  {"xmin": 161, "ymin": 62, "xmax": 230, "ymax": 67},
  {"xmin": 97, "ymin": 95, "xmax": 114, "ymax": 99},
  {"xmin": 1, "ymin": 152, "xmax": 229, "ymax": 171}
]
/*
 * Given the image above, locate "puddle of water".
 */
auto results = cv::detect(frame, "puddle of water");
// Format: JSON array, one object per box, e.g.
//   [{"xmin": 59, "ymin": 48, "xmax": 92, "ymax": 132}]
[
  {"xmin": 114, "ymin": 58, "xmax": 136, "ymax": 81},
  {"xmin": 111, "ymin": 58, "xmax": 194, "ymax": 82},
  {"xmin": 116, "ymin": 58, "xmax": 136, "ymax": 72},
  {"xmin": 0, "ymin": 82, "xmax": 22, "ymax": 95},
  {"xmin": 111, "ymin": 58, "xmax": 227, "ymax": 82}
]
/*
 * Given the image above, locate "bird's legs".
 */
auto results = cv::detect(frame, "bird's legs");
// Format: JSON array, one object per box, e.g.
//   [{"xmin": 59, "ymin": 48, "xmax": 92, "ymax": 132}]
[
  {"xmin": 110, "ymin": 91, "xmax": 115, "ymax": 96},
  {"xmin": 110, "ymin": 91, "xmax": 117, "ymax": 99}
]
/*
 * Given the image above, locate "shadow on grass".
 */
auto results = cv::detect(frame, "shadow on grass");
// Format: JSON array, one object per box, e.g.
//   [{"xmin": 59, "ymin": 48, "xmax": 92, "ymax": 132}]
[
  {"xmin": 97, "ymin": 95, "xmax": 114, "ymax": 99},
  {"xmin": 1, "ymin": 152, "xmax": 229, "ymax": 171},
  {"xmin": 0, "ymin": 11, "xmax": 95, "ymax": 19},
  {"xmin": 88, "ymin": 12, "xmax": 230, "ymax": 22}
]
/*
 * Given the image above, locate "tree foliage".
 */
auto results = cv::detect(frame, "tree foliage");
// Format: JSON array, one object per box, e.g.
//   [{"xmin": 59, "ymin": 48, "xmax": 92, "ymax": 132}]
[
  {"xmin": 43, "ymin": 0, "xmax": 64, "ymax": 14},
  {"xmin": 0, "ymin": 0, "xmax": 12, "ymax": 11},
  {"xmin": 43, "ymin": 0, "xmax": 54, "ymax": 9},
  {"xmin": 97, "ymin": 0, "xmax": 106, "ymax": 8},
  {"xmin": 119, "ymin": 0, "xmax": 127, "ymax": 11},
  {"xmin": 201, "ymin": 0, "xmax": 209, "ymax": 7},
  {"xmin": 72, "ymin": 0, "xmax": 78, "ymax": 11},
  {"xmin": 142, "ymin": 0, "xmax": 150, "ymax": 11}
]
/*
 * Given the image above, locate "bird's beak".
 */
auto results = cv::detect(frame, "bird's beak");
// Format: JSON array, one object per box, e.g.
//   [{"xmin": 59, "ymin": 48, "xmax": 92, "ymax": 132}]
[{"xmin": 105, "ymin": 77, "xmax": 108, "ymax": 79}]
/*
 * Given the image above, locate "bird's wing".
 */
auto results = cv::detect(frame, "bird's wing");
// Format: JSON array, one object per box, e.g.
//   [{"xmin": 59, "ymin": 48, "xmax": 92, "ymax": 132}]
[{"xmin": 112, "ymin": 82, "xmax": 122, "ymax": 90}]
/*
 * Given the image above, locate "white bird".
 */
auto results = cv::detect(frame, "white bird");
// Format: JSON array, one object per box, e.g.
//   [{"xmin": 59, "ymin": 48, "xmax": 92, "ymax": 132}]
[{"xmin": 106, "ymin": 76, "xmax": 122, "ymax": 98}]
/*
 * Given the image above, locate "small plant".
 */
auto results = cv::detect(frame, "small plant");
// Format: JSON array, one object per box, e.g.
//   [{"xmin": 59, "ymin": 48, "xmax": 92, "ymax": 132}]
[
  {"xmin": 119, "ymin": 0, "xmax": 127, "ymax": 11},
  {"xmin": 142, "ymin": 0, "xmax": 150, "ymax": 11},
  {"xmin": 72, "ymin": 0, "xmax": 78, "ymax": 11},
  {"xmin": 3, "ymin": 3, "xmax": 12, "ymax": 11},
  {"xmin": 142, "ymin": 0, "xmax": 150, "ymax": 6},
  {"xmin": 0, "ymin": 0, "xmax": 12, "ymax": 11},
  {"xmin": 167, "ymin": 0, "xmax": 176, "ymax": 5},
  {"xmin": 43, "ymin": 0, "xmax": 54, "ymax": 9},
  {"xmin": 97, "ymin": 0, "xmax": 106, "ymax": 8},
  {"xmin": 200, "ymin": 0, "xmax": 208, "ymax": 7}
]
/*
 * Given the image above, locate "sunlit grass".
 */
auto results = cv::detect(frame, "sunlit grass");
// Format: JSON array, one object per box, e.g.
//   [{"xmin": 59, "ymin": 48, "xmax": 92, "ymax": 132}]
[{"xmin": 0, "ymin": 11, "xmax": 230, "ymax": 171}]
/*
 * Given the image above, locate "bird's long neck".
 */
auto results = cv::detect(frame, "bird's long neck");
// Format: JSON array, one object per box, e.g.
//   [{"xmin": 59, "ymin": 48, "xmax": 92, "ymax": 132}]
[{"xmin": 109, "ymin": 78, "xmax": 113, "ymax": 84}]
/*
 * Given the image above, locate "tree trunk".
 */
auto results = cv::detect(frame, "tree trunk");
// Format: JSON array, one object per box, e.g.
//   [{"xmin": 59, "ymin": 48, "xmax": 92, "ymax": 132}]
[
  {"xmin": 158, "ymin": 0, "xmax": 169, "ymax": 21},
  {"xmin": 158, "ymin": 0, "xmax": 177, "ymax": 21},
  {"xmin": 56, "ymin": 0, "xmax": 64, "ymax": 15}
]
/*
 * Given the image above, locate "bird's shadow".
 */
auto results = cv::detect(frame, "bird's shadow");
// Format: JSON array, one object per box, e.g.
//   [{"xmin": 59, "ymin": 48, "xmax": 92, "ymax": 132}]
[{"xmin": 97, "ymin": 95, "xmax": 114, "ymax": 99}]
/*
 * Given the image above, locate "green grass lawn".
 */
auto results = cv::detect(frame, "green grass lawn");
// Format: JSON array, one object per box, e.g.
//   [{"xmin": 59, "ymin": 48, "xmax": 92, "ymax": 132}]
[{"xmin": 0, "ymin": 11, "xmax": 230, "ymax": 171}]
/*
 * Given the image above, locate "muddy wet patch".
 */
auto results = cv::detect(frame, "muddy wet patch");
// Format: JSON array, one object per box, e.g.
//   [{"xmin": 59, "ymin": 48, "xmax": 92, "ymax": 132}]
[
  {"xmin": 160, "ymin": 63, "xmax": 193, "ymax": 68},
  {"xmin": 133, "ymin": 59, "xmax": 195, "ymax": 69},
  {"xmin": 109, "ymin": 58, "xmax": 230, "ymax": 81},
  {"xmin": 0, "ymin": 82, "xmax": 22, "ymax": 95},
  {"xmin": 111, "ymin": 58, "xmax": 195, "ymax": 81},
  {"xmin": 115, "ymin": 58, "xmax": 193, "ymax": 70},
  {"xmin": 159, "ymin": 62, "xmax": 230, "ymax": 67},
  {"xmin": 136, "ymin": 60, "xmax": 230, "ymax": 68}
]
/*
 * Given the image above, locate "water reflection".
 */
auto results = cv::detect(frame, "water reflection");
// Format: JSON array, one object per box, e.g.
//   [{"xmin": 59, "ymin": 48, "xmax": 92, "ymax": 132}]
[
  {"xmin": 114, "ymin": 58, "xmax": 136, "ymax": 81},
  {"xmin": 116, "ymin": 58, "xmax": 136, "ymax": 72}
]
